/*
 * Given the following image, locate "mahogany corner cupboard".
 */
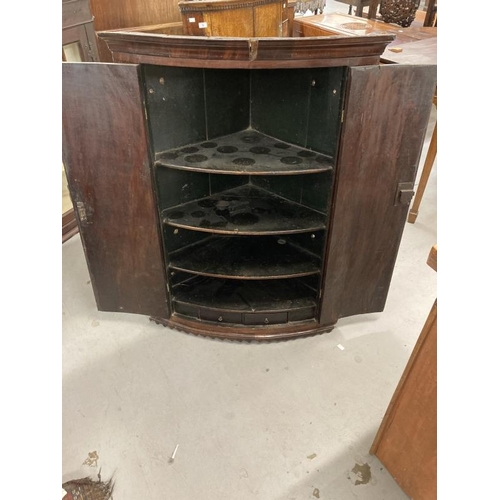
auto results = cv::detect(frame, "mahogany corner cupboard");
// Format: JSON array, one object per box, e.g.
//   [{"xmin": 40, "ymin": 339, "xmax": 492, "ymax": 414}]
[{"xmin": 62, "ymin": 33, "xmax": 436, "ymax": 341}]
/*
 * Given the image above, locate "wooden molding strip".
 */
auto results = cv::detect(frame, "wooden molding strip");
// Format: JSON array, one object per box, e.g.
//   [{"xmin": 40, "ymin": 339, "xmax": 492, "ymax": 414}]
[
  {"xmin": 179, "ymin": 0, "xmax": 281, "ymax": 13},
  {"xmin": 98, "ymin": 32, "xmax": 394, "ymax": 69}
]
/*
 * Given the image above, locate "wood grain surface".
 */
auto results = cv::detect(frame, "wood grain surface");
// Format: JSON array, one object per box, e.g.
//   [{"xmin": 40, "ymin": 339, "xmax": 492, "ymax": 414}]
[
  {"xmin": 98, "ymin": 32, "xmax": 394, "ymax": 69},
  {"xmin": 320, "ymin": 64, "xmax": 436, "ymax": 324},
  {"xmin": 89, "ymin": 0, "xmax": 182, "ymax": 60},
  {"xmin": 371, "ymin": 300, "xmax": 437, "ymax": 499},
  {"xmin": 62, "ymin": 63, "xmax": 169, "ymax": 318}
]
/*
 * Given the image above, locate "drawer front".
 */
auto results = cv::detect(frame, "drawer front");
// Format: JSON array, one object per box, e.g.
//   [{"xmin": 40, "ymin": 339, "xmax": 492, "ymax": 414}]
[
  {"xmin": 199, "ymin": 308, "xmax": 243, "ymax": 325},
  {"xmin": 174, "ymin": 301, "xmax": 199, "ymax": 319},
  {"xmin": 288, "ymin": 306, "xmax": 316, "ymax": 322},
  {"xmin": 243, "ymin": 312, "xmax": 288, "ymax": 325}
]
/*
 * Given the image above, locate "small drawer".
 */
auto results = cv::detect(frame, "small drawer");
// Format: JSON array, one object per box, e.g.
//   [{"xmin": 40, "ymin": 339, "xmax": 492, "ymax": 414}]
[
  {"xmin": 199, "ymin": 308, "xmax": 242, "ymax": 325},
  {"xmin": 174, "ymin": 301, "xmax": 199, "ymax": 319},
  {"xmin": 243, "ymin": 312, "xmax": 288, "ymax": 326},
  {"xmin": 288, "ymin": 306, "xmax": 316, "ymax": 322}
]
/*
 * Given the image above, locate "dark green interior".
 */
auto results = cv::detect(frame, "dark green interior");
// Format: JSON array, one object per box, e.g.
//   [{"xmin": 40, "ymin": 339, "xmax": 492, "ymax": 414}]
[
  {"xmin": 143, "ymin": 65, "xmax": 346, "ymax": 155},
  {"xmin": 142, "ymin": 65, "xmax": 346, "ymax": 324}
]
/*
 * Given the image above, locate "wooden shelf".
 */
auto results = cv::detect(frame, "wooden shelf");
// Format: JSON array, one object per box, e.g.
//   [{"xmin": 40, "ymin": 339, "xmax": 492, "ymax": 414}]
[
  {"xmin": 173, "ymin": 275, "xmax": 317, "ymax": 317},
  {"xmin": 162, "ymin": 185, "xmax": 326, "ymax": 235},
  {"xmin": 155, "ymin": 130, "xmax": 333, "ymax": 175},
  {"xmin": 169, "ymin": 235, "xmax": 321, "ymax": 280}
]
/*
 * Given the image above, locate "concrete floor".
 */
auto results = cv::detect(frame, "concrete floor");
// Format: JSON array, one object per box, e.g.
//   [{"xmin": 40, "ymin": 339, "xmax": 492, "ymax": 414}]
[
  {"xmin": 62, "ymin": 105, "xmax": 436, "ymax": 499},
  {"xmin": 62, "ymin": 16, "xmax": 437, "ymax": 495}
]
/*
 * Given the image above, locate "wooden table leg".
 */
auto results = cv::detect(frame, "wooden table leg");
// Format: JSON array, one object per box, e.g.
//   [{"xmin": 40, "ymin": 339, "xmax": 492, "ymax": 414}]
[
  {"xmin": 424, "ymin": 0, "xmax": 436, "ymax": 27},
  {"xmin": 368, "ymin": 0, "xmax": 378, "ymax": 19},
  {"xmin": 355, "ymin": 0, "xmax": 364, "ymax": 16},
  {"xmin": 408, "ymin": 120, "xmax": 437, "ymax": 223}
]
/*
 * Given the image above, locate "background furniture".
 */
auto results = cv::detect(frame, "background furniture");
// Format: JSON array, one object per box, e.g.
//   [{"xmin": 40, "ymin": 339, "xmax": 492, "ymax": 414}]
[
  {"xmin": 370, "ymin": 245, "xmax": 437, "ymax": 500},
  {"xmin": 179, "ymin": 0, "xmax": 289, "ymax": 37},
  {"xmin": 334, "ymin": 0, "xmax": 373, "ymax": 17},
  {"xmin": 62, "ymin": 0, "xmax": 99, "ymax": 62},
  {"xmin": 62, "ymin": 32, "xmax": 435, "ymax": 341},
  {"xmin": 379, "ymin": 0, "xmax": 420, "ymax": 27},
  {"xmin": 408, "ymin": 91, "xmax": 437, "ymax": 223},
  {"xmin": 88, "ymin": 0, "xmax": 181, "ymax": 61},
  {"xmin": 62, "ymin": 0, "xmax": 100, "ymax": 243},
  {"xmin": 293, "ymin": 12, "xmax": 437, "ymax": 63},
  {"xmin": 424, "ymin": 0, "xmax": 437, "ymax": 26},
  {"xmin": 295, "ymin": 0, "xmax": 326, "ymax": 15}
]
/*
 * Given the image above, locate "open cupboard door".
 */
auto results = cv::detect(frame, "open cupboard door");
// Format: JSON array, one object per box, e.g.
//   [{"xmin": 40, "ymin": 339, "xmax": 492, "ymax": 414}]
[
  {"xmin": 62, "ymin": 63, "xmax": 169, "ymax": 318},
  {"xmin": 320, "ymin": 64, "xmax": 436, "ymax": 325}
]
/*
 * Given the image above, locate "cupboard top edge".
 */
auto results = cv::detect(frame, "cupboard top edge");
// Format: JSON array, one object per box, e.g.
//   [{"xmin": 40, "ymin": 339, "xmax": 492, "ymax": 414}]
[{"xmin": 97, "ymin": 31, "xmax": 395, "ymax": 69}]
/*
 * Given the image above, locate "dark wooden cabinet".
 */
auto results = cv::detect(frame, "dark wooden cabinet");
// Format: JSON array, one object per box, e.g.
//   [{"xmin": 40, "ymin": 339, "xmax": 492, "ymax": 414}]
[
  {"xmin": 62, "ymin": 0, "xmax": 100, "ymax": 243},
  {"xmin": 62, "ymin": 33, "xmax": 436, "ymax": 341},
  {"xmin": 62, "ymin": 0, "xmax": 99, "ymax": 61}
]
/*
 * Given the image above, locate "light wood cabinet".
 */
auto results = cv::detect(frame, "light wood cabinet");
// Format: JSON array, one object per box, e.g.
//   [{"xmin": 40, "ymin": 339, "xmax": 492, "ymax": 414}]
[{"xmin": 178, "ymin": 0, "xmax": 289, "ymax": 37}]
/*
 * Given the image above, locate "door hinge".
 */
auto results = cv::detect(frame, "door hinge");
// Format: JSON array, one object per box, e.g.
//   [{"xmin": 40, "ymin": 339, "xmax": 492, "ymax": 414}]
[
  {"xmin": 341, "ymin": 109, "xmax": 345, "ymax": 123},
  {"xmin": 76, "ymin": 201, "xmax": 87, "ymax": 223}
]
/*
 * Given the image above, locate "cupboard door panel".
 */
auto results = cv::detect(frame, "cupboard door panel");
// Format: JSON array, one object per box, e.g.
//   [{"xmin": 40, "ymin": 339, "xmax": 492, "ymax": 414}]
[
  {"xmin": 62, "ymin": 63, "xmax": 169, "ymax": 318},
  {"xmin": 321, "ymin": 64, "xmax": 436, "ymax": 324}
]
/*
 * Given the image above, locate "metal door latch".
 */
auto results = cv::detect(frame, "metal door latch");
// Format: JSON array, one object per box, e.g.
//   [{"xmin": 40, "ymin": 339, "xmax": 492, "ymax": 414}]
[
  {"xmin": 76, "ymin": 201, "xmax": 87, "ymax": 222},
  {"xmin": 395, "ymin": 182, "xmax": 414, "ymax": 206}
]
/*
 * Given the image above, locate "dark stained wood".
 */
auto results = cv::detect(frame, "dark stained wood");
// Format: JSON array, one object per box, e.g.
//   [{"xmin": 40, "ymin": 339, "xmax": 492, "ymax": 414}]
[
  {"xmin": 152, "ymin": 314, "xmax": 334, "ymax": 341},
  {"xmin": 62, "ymin": 208, "xmax": 79, "ymax": 243},
  {"xmin": 63, "ymin": 225, "xmax": 80, "ymax": 243},
  {"xmin": 169, "ymin": 235, "xmax": 321, "ymax": 279},
  {"xmin": 89, "ymin": 0, "xmax": 182, "ymax": 61},
  {"xmin": 62, "ymin": 63, "xmax": 169, "ymax": 318},
  {"xmin": 172, "ymin": 275, "xmax": 317, "ymax": 313},
  {"xmin": 424, "ymin": 0, "xmax": 436, "ymax": 27},
  {"xmin": 368, "ymin": 0, "xmax": 379, "ymax": 18},
  {"xmin": 97, "ymin": 31, "xmax": 395, "ymax": 69},
  {"xmin": 162, "ymin": 184, "xmax": 327, "ymax": 235},
  {"xmin": 156, "ymin": 130, "xmax": 333, "ymax": 175},
  {"xmin": 319, "ymin": 64, "xmax": 436, "ymax": 325},
  {"xmin": 62, "ymin": 0, "xmax": 99, "ymax": 243},
  {"xmin": 62, "ymin": 31, "xmax": 436, "ymax": 341},
  {"xmin": 62, "ymin": 0, "xmax": 92, "ymax": 29},
  {"xmin": 63, "ymin": 0, "xmax": 99, "ymax": 62}
]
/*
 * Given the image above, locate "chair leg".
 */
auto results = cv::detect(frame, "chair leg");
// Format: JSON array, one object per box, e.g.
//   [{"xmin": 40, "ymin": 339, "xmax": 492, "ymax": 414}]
[
  {"xmin": 368, "ymin": 0, "xmax": 378, "ymax": 19},
  {"xmin": 408, "ymin": 121, "xmax": 437, "ymax": 223},
  {"xmin": 348, "ymin": 5, "xmax": 353, "ymax": 14}
]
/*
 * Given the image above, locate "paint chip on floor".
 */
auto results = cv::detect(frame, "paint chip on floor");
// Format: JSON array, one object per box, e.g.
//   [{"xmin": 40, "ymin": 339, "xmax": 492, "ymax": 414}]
[
  {"xmin": 307, "ymin": 453, "xmax": 317, "ymax": 460},
  {"xmin": 348, "ymin": 462, "xmax": 372, "ymax": 485},
  {"xmin": 82, "ymin": 450, "xmax": 99, "ymax": 467},
  {"xmin": 337, "ymin": 344, "xmax": 345, "ymax": 351},
  {"xmin": 313, "ymin": 487, "xmax": 320, "ymax": 498}
]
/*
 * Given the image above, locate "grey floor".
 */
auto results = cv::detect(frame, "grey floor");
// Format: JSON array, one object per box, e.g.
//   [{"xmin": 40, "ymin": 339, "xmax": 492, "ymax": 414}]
[
  {"xmin": 62, "ymin": 8, "xmax": 437, "ymax": 496},
  {"xmin": 62, "ymin": 106, "xmax": 436, "ymax": 499}
]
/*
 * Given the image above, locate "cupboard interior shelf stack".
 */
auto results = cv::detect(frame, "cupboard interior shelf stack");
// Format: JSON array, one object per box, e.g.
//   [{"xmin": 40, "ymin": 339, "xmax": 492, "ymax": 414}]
[
  {"xmin": 62, "ymin": 33, "xmax": 436, "ymax": 341},
  {"xmin": 147, "ymin": 65, "xmax": 343, "ymax": 329}
]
